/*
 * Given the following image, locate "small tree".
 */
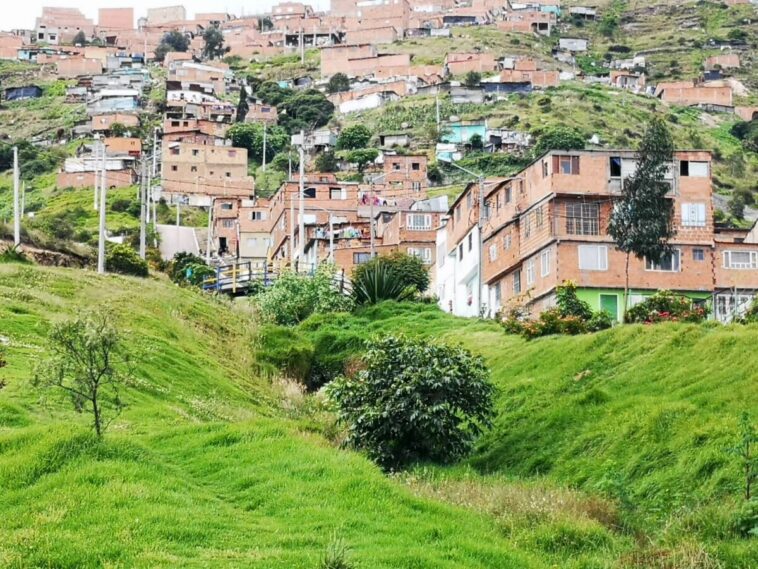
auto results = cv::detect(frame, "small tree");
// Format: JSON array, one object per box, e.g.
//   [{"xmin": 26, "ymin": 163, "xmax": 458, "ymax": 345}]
[
  {"xmin": 109, "ymin": 122, "xmax": 128, "ymax": 137},
  {"xmin": 327, "ymin": 335, "xmax": 495, "ymax": 469},
  {"xmin": 730, "ymin": 412, "xmax": 757, "ymax": 501},
  {"xmin": 729, "ymin": 194, "xmax": 746, "ymax": 220},
  {"xmin": 532, "ymin": 126, "xmax": 586, "ymax": 156},
  {"xmin": 72, "ymin": 30, "xmax": 87, "ymax": 46},
  {"xmin": 336, "ymin": 125, "xmax": 372, "ymax": 151},
  {"xmin": 352, "ymin": 251, "xmax": 430, "ymax": 303},
  {"xmin": 463, "ymin": 70, "xmax": 482, "ymax": 88},
  {"xmin": 33, "ymin": 311, "xmax": 132, "ymax": 437},
  {"xmin": 315, "ymin": 150, "xmax": 338, "ymax": 173},
  {"xmin": 106, "ymin": 243, "xmax": 148, "ymax": 277},
  {"xmin": 608, "ymin": 117, "xmax": 675, "ymax": 314},
  {"xmin": 155, "ymin": 31, "xmax": 190, "ymax": 62},
  {"xmin": 469, "ymin": 133, "xmax": 484, "ymax": 151},
  {"xmin": 202, "ymin": 25, "xmax": 227, "ymax": 60},
  {"xmin": 326, "ymin": 72, "xmax": 350, "ymax": 94}
]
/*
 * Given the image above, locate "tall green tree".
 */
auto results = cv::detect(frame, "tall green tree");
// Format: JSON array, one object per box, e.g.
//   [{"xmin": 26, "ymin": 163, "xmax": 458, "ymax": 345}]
[
  {"xmin": 236, "ymin": 88, "xmax": 250, "ymax": 123},
  {"xmin": 463, "ymin": 70, "xmax": 481, "ymax": 88},
  {"xmin": 202, "ymin": 25, "xmax": 227, "ymax": 60},
  {"xmin": 608, "ymin": 117, "xmax": 675, "ymax": 314},
  {"xmin": 228, "ymin": 122, "xmax": 289, "ymax": 164},
  {"xmin": 154, "ymin": 31, "xmax": 190, "ymax": 62},
  {"xmin": 279, "ymin": 90, "xmax": 335, "ymax": 134},
  {"xmin": 336, "ymin": 125, "xmax": 372, "ymax": 150},
  {"xmin": 72, "ymin": 30, "xmax": 87, "ymax": 46}
]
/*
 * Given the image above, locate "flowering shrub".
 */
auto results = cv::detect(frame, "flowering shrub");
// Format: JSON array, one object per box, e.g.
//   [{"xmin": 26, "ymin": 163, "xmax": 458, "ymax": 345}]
[
  {"xmin": 500, "ymin": 281, "xmax": 613, "ymax": 340},
  {"xmin": 625, "ymin": 290, "xmax": 709, "ymax": 324}
]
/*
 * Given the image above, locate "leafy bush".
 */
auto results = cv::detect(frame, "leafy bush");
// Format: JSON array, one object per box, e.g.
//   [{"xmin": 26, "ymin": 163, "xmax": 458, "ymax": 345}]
[
  {"xmin": 625, "ymin": 290, "xmax": 709, "ymax": 324},
  {"xmin": 336, "ymin": 125, "xmax": 372, "ymax": 151},
  {"xmin": 168, "ymin": 252, "xmax": 211, "ymax": 286},
  {"xmin": 734, "ymin": 499, "xmax": 758, "ymax": 538},
  {"xmin": 106, "ymin": 244, "xmax": 148, "ymax": 277},
  {"xmin": 255, "ymin": 265, "xmax": 354, "ymax": 326},
  {"xmin": 327, "ymin": 335, "xmax": 494, "ymax": 469}
]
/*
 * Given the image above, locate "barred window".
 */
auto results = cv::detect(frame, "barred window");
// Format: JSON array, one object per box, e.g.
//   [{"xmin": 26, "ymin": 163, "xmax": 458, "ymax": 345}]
[{"xmin": 566, "ymin": 202, "xmax": 600, "ymax": 236}]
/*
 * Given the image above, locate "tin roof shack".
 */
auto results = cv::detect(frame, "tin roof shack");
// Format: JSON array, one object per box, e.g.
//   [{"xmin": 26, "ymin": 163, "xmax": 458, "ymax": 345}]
[
  {"xmin": 569, "ymin": 6, "xmax": 597, "ymax": 20},
  {"xmin": 558, "ymin": 37, "xmax": 589, "ymax": 53},
  {"xmin": 58, "ymin": 155, "xmax": 136, "ymax": 189},
  {"xmin": 291, "ymin": 130, "xmax": 338, "ymax": 155},
  {"xmin": 3, "ymin": 86, "xmax": 43, "ymax": 102},
  {"xmin": 486, "ymin": 128, "xmax": 532, "ymax": 153}
]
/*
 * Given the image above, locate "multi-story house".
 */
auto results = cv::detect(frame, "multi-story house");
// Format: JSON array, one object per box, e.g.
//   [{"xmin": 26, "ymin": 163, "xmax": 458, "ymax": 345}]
[
  {"xmin": 437, "ymin": 149, "xmax": 758, "ymax": 322},
  {"xmin": 161, "ymin": 142, "xmax": 255, "ymax": 205}
]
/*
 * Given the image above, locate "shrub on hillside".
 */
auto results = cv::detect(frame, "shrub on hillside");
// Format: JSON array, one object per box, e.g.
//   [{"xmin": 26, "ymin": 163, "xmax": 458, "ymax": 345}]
[
  {"xmin": 352, "ymin": 252, "xmax": 430, "ymax": 304},
  {"xmin": 624, "ymin": 290, "xmax": 708, "ymax": 324},
  {"xmin": 168, "ymin": 252, "xmax": 214, "ymax": 286},
  {"xmin": 500, "ymin": 281, "xmax": 612, "ymax": 339},
  {"xmin": 106, "ymin": 244, "xmax": 148, "ymax": 277},
  {"xmin": 327, "ymin": 335, "xmax": 494, "ymax": 469},
  {"xmin": 256, "ymin": 265, "xmax": 354, "ymax": 326}
]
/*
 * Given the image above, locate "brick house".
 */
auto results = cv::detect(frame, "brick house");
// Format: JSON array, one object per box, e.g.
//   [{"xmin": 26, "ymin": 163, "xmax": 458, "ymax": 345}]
[
  {"xmin": 98, "ymin": 8, "xmax": 134, "ymax": 31},
  {"xmin": 91, "ymin": 113, "xmax": 140, "ymax": 133},
  {"xmin": 383, "ymin": 154, "xmax": 429, "ymax": 197},
  {"xmin": 436, "ymin": 149, "xmax": 758, "ymax": 322},
  {"xmin": 445, "ymin": 52, "xmax": 498, "ymax": 76},
  {"xmin": 161, "ymin": 142, "xmax": 255, "ymax": 203},
  {"xmin": 56, "ymin": 57, "xmax": 103, "ymax": 78}
]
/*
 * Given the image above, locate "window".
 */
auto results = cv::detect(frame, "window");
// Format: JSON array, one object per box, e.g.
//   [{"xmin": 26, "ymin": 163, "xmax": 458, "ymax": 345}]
[
  {"xmin": 412, "ymin": 181, "xmax": 422, "ymax": 192},
  {"xmin": 495, "ymin": 192, "xmax": 501, "ymax": 211},
  {"xmin": 646, "ymin": 250, "xmax": 681, "ymax": 272},
  {"xmin": 303, "ymin": 187, "xmax": 316, "ymax": 198},
  {"xmin": 246, "ymin": 238, "xmax": 258, "ymax": 247},
  {"xmin": 407, "ymin": 214, "xmax": 432, "ymax": 231},
  {"xmin": 505, "ymin": 186, "xmax": 512, "ymax": 203},
  {"xmin": 489, "ymin": 244, "xmax": 497, "ymax": 262},
  {"xmin": 536, "ymin": 206, "xmax": 544, "ymax": 228},
  {"xmin": 466, "ymin": 191, "xmax": 472, "ymax": 209},
  {"xmin": 566, "ymin": 202, "xmax": 600, "ymax": 235},
  {"xmin": 171, "ymin": 120, "xmax": 180, "ymax": 127},
  {"xmin": 192, "ymin": 149, "xmax": 199, "ymax": 156},
  {"xmin": 228, "ymin": 150, "xmax": 237, "ymax": 158},
  {"xmin": 170, "ymin": 147, "xmax": 180, "ymax": 155},
  {"xmin": 354, "ymin": 252, "xmax": 371, "ymax": 265},
  {"xmin": 680, "ymin": 160, "xmax": 709, "ymax": 177},
  {"xmin": 542, "ymin": 160, "xmax": 548, "ymax": 177},
  {"xmin": 221, "ymin": 219, "xmax": 234, "ymax": 228},
  {"xmin": 411, "ymin": 162, "xmax": 420, "ymax": 171},
  {"xmin": 681, "ymin": 203, "xmax": 706, "ymax": 227},
  {"xmin": 458, "ymin": 243, "xmax": 463, "ymax": 261},
  {"xmin": 609, "ymin": 156, "xmax": 622, "ymax": 178},
  {"xmin": 392, "ymin": 162, "xmax": 401, "ymax": 171},
  {"xmin": 723, "ymin": 250, "xmax": 758, "ymax": 270},
  {"xmin": 541, "ymin": 249, "xmax": 550, "ymax": 277},
  {"xmin": 330, "ymin": 188, "xmax": 343, "ymax": 200},
  {"xmin": 190, "ymin": 166, "xmax": 197, "ymax": 173},
  {"xmin": 578, "ymin": 245, "xmax": 608, "ymax": 271},
  {"xmin": 408, "ymin": 247, "xmax": 432, "ymax": 264},
  {"xmin": 171, "ymin": 165, "xmax": 178, "ymax": 172},
  {"xmin": 503, "ymin": 234, "xmax": 511, "ymax": 250},
  {"xmin": 513, "ymin": 270, "xmax": 521, "ymax": 294},
  {"xmin": 225, "ymin": 172, "xmax": 231, "ymax": 178},
  {"xmin": 693, "ymin": 248, "xmax": 705, "ymax": 262},
  {"xmin": 468, "ymin": 232, "xmax": 473, "ymax": 251},
  {"xmin": 220, "ymin": 203, "xmax": 233, "ymax": 210},
  {"xmin": 557, "ymin": 155, "xmax": 580, "ymax": 175},
  {"xmin": 250, "ymin": 211, "xmax": 265, "ymax": 221},
  {"xmin": 494, "ymin": 282, "xmax": 502, "ymax": 304},
  {"xmin": 524, "ymin": 214, "xmax": 531, "ymax": 238},
  {"xmin": 526, "ymin": 258, "xmax": 535, "ymax": 286},
  {"xmin": 455, "ymin": 206, "xmax": 461, "ymax": 222}
]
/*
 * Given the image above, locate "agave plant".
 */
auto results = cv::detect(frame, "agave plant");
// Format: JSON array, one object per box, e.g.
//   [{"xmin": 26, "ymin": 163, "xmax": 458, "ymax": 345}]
[{"xmin": 352, "ymin": 263, "xmax": 406, "ymax": 305}]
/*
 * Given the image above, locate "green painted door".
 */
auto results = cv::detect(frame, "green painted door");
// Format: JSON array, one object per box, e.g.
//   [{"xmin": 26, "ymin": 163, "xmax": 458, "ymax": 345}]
[{"xmin": 600, "ymin": 294, "xmax": 619, "ymax": 321}]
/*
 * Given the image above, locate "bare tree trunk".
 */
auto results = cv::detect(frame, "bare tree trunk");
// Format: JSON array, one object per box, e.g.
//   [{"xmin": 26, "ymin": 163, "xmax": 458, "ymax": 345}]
[{"xmin": 92, "ymin": 387, "xmax": 102, "ymax": 438}]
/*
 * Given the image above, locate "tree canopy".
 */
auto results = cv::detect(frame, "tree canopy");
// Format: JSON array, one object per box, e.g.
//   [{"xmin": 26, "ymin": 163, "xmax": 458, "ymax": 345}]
[
  {"xmin": 278, "ymin": 90, "xmax": 335, "ymax": 134},
  {"xmin": 155, "ymin": 31, "xmax": 190, "ymax": 62},
  {"xmin": 228, "ymin": 122, "xmax": 290, "ymax": 165},
  {"xmin": 336, "ymin": 125, "xmax": 372, "ymax": 151},
  {"xmin": 532, "ymin": 126, "xmax": 586, "ymax": 156},
  {"xmin": 202, "ymin": 25, "xmax": 228, "ymax": 60},
  {"xmin": 326, "ymin": 72, "xmax": 350, "ymax": 94}
]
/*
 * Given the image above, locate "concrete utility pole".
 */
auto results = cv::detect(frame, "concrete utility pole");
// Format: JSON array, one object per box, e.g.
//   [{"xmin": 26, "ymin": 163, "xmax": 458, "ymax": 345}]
[
  {"xmin": 262, "ymin": 122, "xmax": 267, "ymax": 172},
  {"xmin": 477, "ymin": 175, "xmax": 485, "ymax": 317},
  {"xmin": 94, "ymin": 141, "xmax": 100, "ymax": 211},
  {"xmin": 139, "ymin": 157, "xmax": 147, "ymax": 260},
  {"xmin": 298, "ymin": 130, "xmax": 306, "ymax": 268},
  {"xmin": 97, "ymin": 138, "xmax": 107, "ymax": 274},
  {"xmin": 300, "ymin": 26, "xmax": 305, "ymax": 65},
  {"xmin": 206, "ymin": 197, "xmax": 214, "ymax": 264},
  {"xmin": 152, "ymin": 127, "xmax": 159, "ymax": 177},
  {"xmin": 12, "ymin": 146, "xmax": 20, "ymax": 246}
]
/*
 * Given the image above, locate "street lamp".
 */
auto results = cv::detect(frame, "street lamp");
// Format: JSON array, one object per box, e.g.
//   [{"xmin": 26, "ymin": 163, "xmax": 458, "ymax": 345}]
[{"xmin": 439, "ymin": 157, "xmax": 486, "ymax": 316}]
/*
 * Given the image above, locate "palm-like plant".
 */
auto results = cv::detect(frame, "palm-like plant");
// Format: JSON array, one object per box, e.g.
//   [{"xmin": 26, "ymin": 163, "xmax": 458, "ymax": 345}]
[{"xmin": 352, "ymin": 263, "xmax": 406, "ymax": 305}]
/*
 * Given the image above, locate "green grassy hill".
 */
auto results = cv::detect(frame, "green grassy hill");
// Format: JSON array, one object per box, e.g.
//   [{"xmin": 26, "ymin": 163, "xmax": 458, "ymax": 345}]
[
  {"xmin": 0, "ymin": 264, "xmax": 547, "ymax": 569},
  {"xmin": 270, "ymin": 303, "xmax": 758, "ymax": 567}
]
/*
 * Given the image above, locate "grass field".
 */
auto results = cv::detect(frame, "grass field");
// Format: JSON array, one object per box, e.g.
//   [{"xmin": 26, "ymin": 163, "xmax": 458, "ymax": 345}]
[{"xmin": 265, "ymin": 302, "xmax": 758, "ymax": 568}]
